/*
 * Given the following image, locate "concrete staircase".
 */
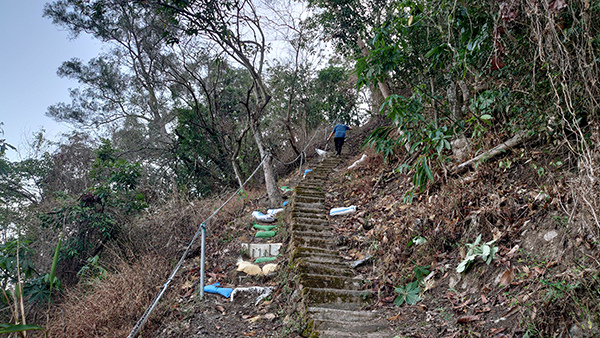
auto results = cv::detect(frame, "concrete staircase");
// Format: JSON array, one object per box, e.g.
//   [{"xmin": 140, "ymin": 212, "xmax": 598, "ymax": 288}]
[{"xmin": 287, "ymin": 156, "xmax": 394, "ymax": 338}]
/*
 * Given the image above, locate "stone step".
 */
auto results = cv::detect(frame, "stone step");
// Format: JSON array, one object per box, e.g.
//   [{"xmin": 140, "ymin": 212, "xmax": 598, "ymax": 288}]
[
  {"xmin": 294, "ymin": 196, "xmax": 325, "ymax": 204},
  {"xmin": 313, "ymin": 319, "xmax": 391, "ymax": 334},
  {"xmin": 294, "ymin": 253, "xmax": 345, "ymax": 265},
  {"xmin": 291, "ymin": 229, "xmax": 332, "ymax": 237},
  {"xmin": 299, "ymin": 274, "xmax": 361, "ymax": 290},
  {"xmin": 291, "ymin": 217, "xmax": 328, "ymax": 226},
  {"xmin": 294, "ymin": 261, "xmax": 354, "ymax": 277},
  {"xmin": 291, "ymin": 211, "xmax": 328, "ymax": 219},
  {"xmin": 290, "ymin": 223, "xmax": 329, "ymax": 233},
  {"xmin": 306, "ymin": 307, "xmax": 381, "ymax": 322},
  {"xmin": 290, "ymin": 246, "xmax": 339, "ymax": 259},
  {"xmin": 290, "ymin": 235, "xmax": 336, "ymax": 250},
  {"xmin": 292, "ymin": 207, "xmax": 327, "ymax": 215},
  {"xmin": 293, "ymin": 202, "xmax": 325, "ymax": 210},
  {"xmin": 301, "ymin": 287, "xmax": 374, "ymax": 309},
  {"xmin": 316, "ymin": 329, "xmax": 396, "ymax": 338},
  {"xmin": 294, "ymin": 187, "xmax": 325, "ymax": 195}
]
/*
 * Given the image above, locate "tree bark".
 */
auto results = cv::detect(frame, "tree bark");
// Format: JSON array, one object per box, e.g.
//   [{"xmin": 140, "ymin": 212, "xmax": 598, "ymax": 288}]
[
  {"xmin": 452, "ymin": 131, "xmax": 530, "ymax": 174},
  {"xmin": 357, "ymin": 38, "xmax": 391, "ymax": 99},
  {"xmin": 249, "ymin": 118, "xmax": 282, "ymax": 208}
]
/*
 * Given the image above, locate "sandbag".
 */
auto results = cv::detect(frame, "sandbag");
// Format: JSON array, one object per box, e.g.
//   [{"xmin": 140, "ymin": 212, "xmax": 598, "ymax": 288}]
[
  {"xmin": 329, "ymin": 205, "xmax": 357, "ymax": 216},
  {"xmin": 204, "ymin": 283, "xmax": 233, "ymax": 298},
  {"xmin": 267, "ymin": 208, "xmax": 284, "ymax": 216},
  {"xmin": 252, "ymin": 211, "xmax": 276, "ymax": 223},
  {"xmin": 253, "ymin": 224, "xmax": 277, "ymax": 231},
  {"xmin": 255, "ymin": 230, "xmax": 277, "ymax": 238},
  {"xmin": 254, "ymin": 256, "xmax": 277, "ymax": 263}
]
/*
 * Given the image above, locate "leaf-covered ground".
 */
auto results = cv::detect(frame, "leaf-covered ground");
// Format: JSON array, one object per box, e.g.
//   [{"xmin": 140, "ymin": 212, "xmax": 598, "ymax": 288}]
[{"xmin": 145, "ymin": 126, "xmax": 599, "ymax": 338}]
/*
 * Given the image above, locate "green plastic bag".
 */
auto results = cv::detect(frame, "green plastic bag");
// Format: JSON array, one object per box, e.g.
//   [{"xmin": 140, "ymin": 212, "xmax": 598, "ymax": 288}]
[
  {"xmin": 254, "ymin": 256, "xmax": 277, "ymax": 263},
  {"xmin": 253, "ymin": 224, "xmax": 277, "ymax": 231},
  {"xmin": 255, "ymin": 230, "xmax": 277, "ymax": 238}
]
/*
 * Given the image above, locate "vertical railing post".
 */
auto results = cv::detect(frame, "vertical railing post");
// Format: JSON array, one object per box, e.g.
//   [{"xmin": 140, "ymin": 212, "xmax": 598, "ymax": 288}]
[{"xmin": 199, "ymin": 222, "xmax": 206, "ymax": 299}]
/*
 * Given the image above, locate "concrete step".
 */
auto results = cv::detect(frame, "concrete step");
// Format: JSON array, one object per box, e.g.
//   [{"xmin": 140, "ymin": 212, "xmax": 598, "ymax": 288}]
[
  {"xmin": 290, "ymin": 235, "xmax": 336, "ymax": 250},
  {"xmin": 293, "ymin": 202, "xmax": 326, "ymax": 210},
  {"xmin": 294, "ymin": 196, "xmax": 325, "ymax": 204},
  {"xmin": 291, "ymin": 217, "xmax": 328, "ymax": 226},
  {"xmin": 291, "ymin": 229, "xmax": 333, "ymax": 238},
  {"xmin": 299, "ymin": 274, "xmax": 362, "ymax": 290},
  {"xmin": 292, "ymin": 208, "xmax": 327, "ymax": 215},
  {"xmin": 301, "ymin": 287, "xmax": 374, "ymax": 309},
  {"xmin": 306, "ymin": 307, "xmax": 381, "ymax": 322},
  {"xmin": 295, "ymin": 187, "xmax": 325, "ymax": 195},
  {"xmin": 290, "ymin": 246, "xmax": 339, "ymax": 259},
  {"xmin": 290, "ymin": 223, "xmax": 329, "ymax": 233},
  {"xmin": 316, "ymin": 329, "xmax": 397, "ymax": 338},
  {"xmin": 294, "ymin": 261, "xmax": 354, "ymax": 277},
  {"xmin": 291, "ymin": 211, "xmax": 328, "ymax": 219},
  {"xmin": 313, "ymin": 319, "xmax": 391, "ymax": 334},
  {"xmin": 294, "ymin": 253, "xmax": 345, "ymax": 265}
]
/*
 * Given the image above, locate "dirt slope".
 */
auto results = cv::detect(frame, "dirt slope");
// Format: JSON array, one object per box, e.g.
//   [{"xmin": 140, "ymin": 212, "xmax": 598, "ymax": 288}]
[{"xmin": 149, "ymin": 125, "xmax": 599, "ymax": 338}]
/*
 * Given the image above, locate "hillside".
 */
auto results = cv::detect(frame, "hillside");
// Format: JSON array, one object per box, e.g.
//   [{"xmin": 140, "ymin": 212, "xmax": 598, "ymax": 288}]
[{"xmin": 133, "ymin": 122, "xmax": 600, "ymax": 338}]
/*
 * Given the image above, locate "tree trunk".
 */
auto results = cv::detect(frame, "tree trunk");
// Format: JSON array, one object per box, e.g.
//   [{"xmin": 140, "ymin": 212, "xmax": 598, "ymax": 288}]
[
  {"xmin": 357, "ymin": 38, "xmax": 391, "ymax": 100},
  {"xmin": 452, "ymin": 131, "xmax": 529, "ymax": 174},
  {"xmin": 249, "ymin": 118, "xmax": 282, "ymax": 208}
]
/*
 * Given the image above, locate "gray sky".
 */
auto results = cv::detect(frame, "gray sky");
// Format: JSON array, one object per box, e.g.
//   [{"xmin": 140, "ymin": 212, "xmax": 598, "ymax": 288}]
[{"xmin": 0, "ymin": 1, "xmax": 102, "ymax": 160}]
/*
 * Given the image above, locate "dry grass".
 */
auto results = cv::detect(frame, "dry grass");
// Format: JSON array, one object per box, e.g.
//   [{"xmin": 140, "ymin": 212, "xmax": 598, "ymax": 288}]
[{"xmin": 43, "ymin": 255, "xmax": 170, "ymax": 338}]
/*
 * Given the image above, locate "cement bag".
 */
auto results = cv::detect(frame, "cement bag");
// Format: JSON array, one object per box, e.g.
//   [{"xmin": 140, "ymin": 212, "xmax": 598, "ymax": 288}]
[
  {"xmin": 252, "ymin": 211, "xmax": 277, "ymax": 223},
  {"xmin": 329, "ymin": 205, "xmax": 357, "ymax": 216}
]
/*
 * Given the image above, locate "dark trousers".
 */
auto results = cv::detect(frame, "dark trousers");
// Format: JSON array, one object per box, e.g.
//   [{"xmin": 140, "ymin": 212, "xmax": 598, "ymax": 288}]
[{"xmin": 334, "ymin": 137, "xmax": 345, "ymax": 155}]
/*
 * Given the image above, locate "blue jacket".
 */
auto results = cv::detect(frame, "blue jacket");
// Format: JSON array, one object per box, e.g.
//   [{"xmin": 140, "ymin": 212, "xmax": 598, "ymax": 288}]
[{"xmin": 332, "ymin": 124, "xmax": 350, "ymax": 138}]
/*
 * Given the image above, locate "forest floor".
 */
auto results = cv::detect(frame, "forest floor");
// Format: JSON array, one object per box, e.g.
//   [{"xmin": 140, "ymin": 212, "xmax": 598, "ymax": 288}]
[{"xmin": 149, "ymin": 123, "xmax": 600, "ymax": 338}]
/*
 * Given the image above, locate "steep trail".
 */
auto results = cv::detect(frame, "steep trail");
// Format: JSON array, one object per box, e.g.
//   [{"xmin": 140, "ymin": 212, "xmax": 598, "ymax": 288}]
[{"xmin": 287, "ymin": 155, "xmax": 394, "ymax": 337}]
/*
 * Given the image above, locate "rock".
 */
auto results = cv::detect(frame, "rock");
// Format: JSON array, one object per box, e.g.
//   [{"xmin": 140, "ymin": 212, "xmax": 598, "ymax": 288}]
[{"xmin": 544, "ymin": 230, "xmax": 558, "ymax": 242}]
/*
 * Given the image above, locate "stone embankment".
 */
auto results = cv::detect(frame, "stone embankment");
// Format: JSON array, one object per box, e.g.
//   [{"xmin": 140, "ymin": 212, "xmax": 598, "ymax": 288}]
[{"xmin": 287, "ymin": 156, "xmax": 394, "ymax": 338}]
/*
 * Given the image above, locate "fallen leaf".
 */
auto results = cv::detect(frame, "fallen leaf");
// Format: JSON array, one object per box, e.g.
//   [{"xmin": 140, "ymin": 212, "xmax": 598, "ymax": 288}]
[
  {"xmin": 263, "ymin": 313, "xmax": 276, "ymax": 320},
  {"xmin": 242, "ymin": 331, "xmax": 256, "ymax": 337},
  {"xmin": 386, "ymin": 313, "xmax": 403, "ymax": 321},
  {"xmin": 481, "ymin": 294, "xmax": 488, "ymax": 304},
  {"xmin": 453, "ymin": 299, "xmax": 471, "ymax": 310},
  {"xmin": 499, "ymin": 267, "xmax": 515, "ymax": 286},
  {"xmin": 475, "ymin": 307, "xmax": 491, "ymax": 314},
  {"xmin": 522, "ymin": 265, "xmax": 530, "ymax": 275},
  {"xmin": 181, "ymin": 280, "xmax": 194, "ymax": 289},
  {"xmin": 490, "ymin": 327, "xmax": 506, "ymax": 334},
  {"xmin": 247, "ymin": 315, "xmax": 262, "ymax": 323},
  {"xmin": 503, "ymin": 305, "xmax": 520, "ymax": 317},
  {"xmin": 457, "ymin": 315, "xmax": 480, "ymax": 323},
  {"xmin": 381, "ymin": 296, "xmax": 394, "ymax": 303}
]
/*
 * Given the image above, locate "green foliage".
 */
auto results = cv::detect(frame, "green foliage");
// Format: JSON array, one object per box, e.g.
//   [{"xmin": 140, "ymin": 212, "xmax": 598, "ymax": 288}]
[
  {"xmin": 365, "ymin": 92, "xmax": 452, "ymax": 192},
  {"xmin": 0, "ymin": 324, "xmax": 44, "ymax": 334},
  {"xmin": 0, "ymin": 239, "xmax": 36, "ymax": 288},
  {"xmin": 23, "ymin": 273, "xmax": 62, "ymax": 305},
  {"xmin": 39, "ymin": 140, "xmax": 147, "ymax": 279},
  {"xmin": 394, "ymin": 281, "xmax": 422, "ymax": 306},
  {"xmin": 456, "ymin": 235, "xmax": 498, "ymax": 273},
  {"xmin": 77, "ymin": 255, "xmax": 107, "ymax": 283}
]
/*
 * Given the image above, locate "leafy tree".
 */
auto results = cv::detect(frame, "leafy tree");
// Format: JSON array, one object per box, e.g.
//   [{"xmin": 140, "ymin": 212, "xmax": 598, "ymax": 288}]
[
  {"xmin": 44, "ymin": 1, "xmax": 177, "ymax": 160},
  {"xmin": 39, "ymin": 140, "xmax": 147, "ymax": 285},
  {"xmin": 138, "ymin": 0, "xmax": 284, "ymax": 206}
]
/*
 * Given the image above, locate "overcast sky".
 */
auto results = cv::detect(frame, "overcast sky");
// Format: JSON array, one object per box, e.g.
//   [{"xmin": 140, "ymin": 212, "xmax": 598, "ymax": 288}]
[{"xmin": 0, "ymin": 1, "xmax": 102, "ymax": 160}]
